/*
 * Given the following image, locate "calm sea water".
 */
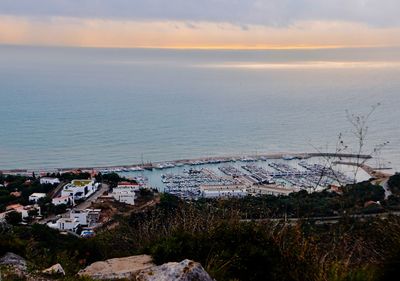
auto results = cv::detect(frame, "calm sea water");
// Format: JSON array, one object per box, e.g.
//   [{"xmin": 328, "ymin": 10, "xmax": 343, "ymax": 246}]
[{"xmin": 0, "ymin": 46, "xmax": 399, "ymax": 171}]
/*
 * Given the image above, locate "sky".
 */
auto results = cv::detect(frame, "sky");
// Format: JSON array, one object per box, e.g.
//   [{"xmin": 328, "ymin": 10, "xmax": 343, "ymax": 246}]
[{"xmin": 0, "ymin": 0, "xmax": 400, "ymax": 49}]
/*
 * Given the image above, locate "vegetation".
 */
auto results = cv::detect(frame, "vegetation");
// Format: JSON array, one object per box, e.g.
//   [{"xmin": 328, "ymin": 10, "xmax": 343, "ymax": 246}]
[
  {"xmin": 0, "ymin": 174, "xmax": 59, "ymax": 212},
  {"xmin": 388, "ymin": 173, "xmax": 400, "ymax": 195},
  {"xmin": 44, "ymin": 171, "xmax": 92, "ymax": 182},
  {"xmin": 1, "ymin": 174, "xmax": 400, "ymax": 280},
  {"xmin": 95, "ymin": 172, "xmax": 138, "ymax": 187},
  {"xmin": 5, "ymin": 211, "xmax": 22, "ymax": 225}
]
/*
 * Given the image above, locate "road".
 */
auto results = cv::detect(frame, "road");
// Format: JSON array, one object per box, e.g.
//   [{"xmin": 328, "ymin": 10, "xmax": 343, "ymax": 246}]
[
  {"xmin": 48, "ymin": 181, "xmax": 67, "ymax": 198},
  {"xmin": 38, "ymin": 183, "xmax": 109, "ymax": 224},
  {"xmin": 75, "ymin": 183, "xmax": 109, "ymax": 210},
  {"xmin": 240, "ymin": 211, "xmax": 400, "ymax": 225}
]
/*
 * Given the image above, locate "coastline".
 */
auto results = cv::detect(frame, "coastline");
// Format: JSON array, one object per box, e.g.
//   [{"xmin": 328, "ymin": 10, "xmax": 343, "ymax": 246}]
[{"xmin": 0, "ymin": 152, "xmax": 372, "ymax": 175}]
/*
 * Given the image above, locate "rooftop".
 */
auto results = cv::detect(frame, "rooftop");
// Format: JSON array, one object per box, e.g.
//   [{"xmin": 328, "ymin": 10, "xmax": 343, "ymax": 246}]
[
  {"xmin": 30, "ymin": 193, "xmax": 46, "ymax": 197},
  {"xmin": 71, "ymin": 179, "xmax": 92, "ymax": 187},
  {"xmin": 6, "ymin": 204, "xmax": 24, "ymax": 211}
]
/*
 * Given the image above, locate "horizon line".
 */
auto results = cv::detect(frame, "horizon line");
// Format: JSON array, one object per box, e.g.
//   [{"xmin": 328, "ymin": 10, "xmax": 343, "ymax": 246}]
[{"xmin": 1, "ymin": 43, "xmax": 398, "ymax": 51}]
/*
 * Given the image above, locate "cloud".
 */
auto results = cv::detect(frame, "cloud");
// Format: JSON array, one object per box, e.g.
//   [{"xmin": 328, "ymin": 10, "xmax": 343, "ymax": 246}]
[
  {"xmin": 1, "ymin": 16, "xmax": 400, "ymax": 49},
  {"xmin": 0, "ymin": 1, "xmax": 400, "ymax": 48},
  {"xmin": 0, "ymin": 0, "xmax": 399, "ymax": 28}
]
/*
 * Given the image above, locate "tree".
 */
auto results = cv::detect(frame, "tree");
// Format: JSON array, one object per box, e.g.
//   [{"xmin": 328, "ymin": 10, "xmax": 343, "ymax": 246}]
[
  {"xmin": 312, "ymin": 104, "xmax": 388, "ymax": 188},
  {"xmin": 28, "ymin": 209, "xmax": 39, "ymax": 217},
  {"xmin": 5, "ymin": 211, "xmax": 22, "ymax": 225},
  {"xmin": 388, "ymin": 173, "xmax": 400, "ymax": 195}
]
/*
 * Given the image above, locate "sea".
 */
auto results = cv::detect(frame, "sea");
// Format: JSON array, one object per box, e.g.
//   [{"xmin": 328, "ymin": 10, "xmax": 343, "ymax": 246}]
[{"xmin": 0, "ymin": 46, "xmax": 399, "ymax": 171}]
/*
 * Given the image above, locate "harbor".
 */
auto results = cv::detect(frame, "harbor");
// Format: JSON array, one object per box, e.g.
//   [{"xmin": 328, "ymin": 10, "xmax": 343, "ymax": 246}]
[
  {"xmin": 0, "ymin": 152, "xmax": 374, "ymax": 200},
  {"xmin": 116, "ymin": 153, "xmax": 370, "ymax": 200},
  {"xmin": 0, "ymin": 152, "xmax": 372, "ymax": 175}
]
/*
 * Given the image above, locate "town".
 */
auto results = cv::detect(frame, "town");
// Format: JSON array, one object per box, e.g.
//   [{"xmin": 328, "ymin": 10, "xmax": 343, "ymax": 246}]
[
  {"xmin": 0, "ymin": 152, "xmax": 385, "ymax": 238},
  {"xmin": 0, "ymin": 171, "xmax": 144, "ymax": 237}
]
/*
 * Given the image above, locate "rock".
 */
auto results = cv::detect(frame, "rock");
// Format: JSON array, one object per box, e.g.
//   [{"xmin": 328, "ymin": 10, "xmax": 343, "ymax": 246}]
[
  {"xmin": 136, "ymin": 259, "xmax": 214, "ymax": 281},
  {"xmin": 78, "ymin": 254, "xmax": 154, "ymax": 280},
  {"xmin": 42, "ymin": 263, "xmax": 65, "ymax": 275},
  {"xmin": 0, "ymin": 252, "xmax": 27, "ymax": 272}
]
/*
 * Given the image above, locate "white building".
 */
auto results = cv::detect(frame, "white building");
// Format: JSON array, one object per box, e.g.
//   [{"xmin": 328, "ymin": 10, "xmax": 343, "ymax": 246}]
[
  {"xmin": 29, "ymin": 193, "xmax": 47, "ymax": 203},
  {"xmin": 111, "ymin": 184, "xmax": 136, "ymax": 205},
  {"xmin": 248, "ymin": 186, "xmax": 296, "ymax": 196},
  {"xmin": 70, "ymin": 209, "xmax": 89, "ymax": 225},
  {"xmin": 116, "ymin": 181, "xmax": 140, "ymax": 191},
  {"xmin": 48, "ymin": 218, "xmax": 80, "ymax": 232},
  {"xmin": 200, "ymin": 185, "xmax": 248, "ymax": 198},
  {"xmin": 61, "ymin": 179, "xmax": 97, "ymax": 202},
  {"xmin": 6, "ymin": 204, "xmax": 41, "ymax": 219},
  {"xmin": 202, "ymin": 189, "xmax": 248, "ymax": 198},
  {"xmin": 40, "ymin": 177, "xmax": 60, "ymax": 185},
  {"xmin": 52, "ymin": 195, "xmax": 72, "ymax": 206},
  {"xmin": 70, "ymin": 209, "xmax": 101, "ymax": 226}
]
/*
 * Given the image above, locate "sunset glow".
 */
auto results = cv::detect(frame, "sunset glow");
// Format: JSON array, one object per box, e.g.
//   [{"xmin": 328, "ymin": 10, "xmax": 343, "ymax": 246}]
[{"xmin": 1, "ymin": 15, "xmax": 400, "ymax": 49}]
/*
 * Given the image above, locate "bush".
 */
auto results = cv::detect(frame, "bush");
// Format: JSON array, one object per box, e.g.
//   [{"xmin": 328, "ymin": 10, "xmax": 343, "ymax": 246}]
[
  {"xmin": 151, "ymin": 223, "xmax": 290, "ymax": 281},
  {"xmin": 5, "ymin": 211, "xmax": 22, "ymax": 225},
  {"xmin": 388, "ymin": 174, "xmax": 400, "ymax": 195}
]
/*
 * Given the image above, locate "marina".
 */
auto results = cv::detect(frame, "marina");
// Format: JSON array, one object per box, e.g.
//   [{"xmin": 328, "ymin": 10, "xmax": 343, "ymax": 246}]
[
  {"xmin": 0, "ymin": 152, "xmax": 372, "ymax": 175},
  {"xmin": 114, "ymin": 153, "xmax": 370, "ymax": 200},
  {"xmin": 0, "ymin": 152, "xmax": 372, "ymax": 200}
]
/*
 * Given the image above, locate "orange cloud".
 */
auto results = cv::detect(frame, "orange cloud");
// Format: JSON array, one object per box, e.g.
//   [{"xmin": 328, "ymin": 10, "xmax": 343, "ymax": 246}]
[{"xmin": 0, "ymin": 16, "xmax": 400, "ymax": 49}]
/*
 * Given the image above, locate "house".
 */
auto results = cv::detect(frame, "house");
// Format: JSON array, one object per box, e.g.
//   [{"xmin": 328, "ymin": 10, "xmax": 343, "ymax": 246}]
[
  {"xmin": 116, "ymin": 181, "xmax": 140, "ymax": 191},
  {"xmin": 40, "ymin": 177, "xmax": 60, "ymax": 185},
  {"xmin": 52, "ymin": 195, "xmax": 72, "ymax": 206},
  {"xmin": 6, "ymin": 204, "xmax": 41, "ymax": 219},
  {"xmin": 86, "ymin": 209, "xmax": 101, "ymax": 226},
  {"xmin": 70, "ymin": 209, "xmax": 101, "ymax": 226},
  {"xmin": 29, "ymin": 193, "xmax": 47, "ymax": 203},
  {"xmin": 49, "ymin": 218, "xmax": 80, "ymax": 232},
  {"xmin": 61, "ymin": 179, "xmax": 98, "ymax": 202},
  {"xmin": 112, "ymin": 192, "xmax": 136, "ymax": 205},
  {"xmin": 111, "ymin": 184, "xmax": 136, "ymax": 205},
  {"xmin": 70, "ymin": 210, "xmax": 88, "ymax": 225}
]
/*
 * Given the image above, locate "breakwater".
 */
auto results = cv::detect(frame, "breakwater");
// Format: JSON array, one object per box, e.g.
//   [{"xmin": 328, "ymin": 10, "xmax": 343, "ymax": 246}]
[{"xmin": 0, "ymin": 152, "xmax": 372, "ymax": 175}]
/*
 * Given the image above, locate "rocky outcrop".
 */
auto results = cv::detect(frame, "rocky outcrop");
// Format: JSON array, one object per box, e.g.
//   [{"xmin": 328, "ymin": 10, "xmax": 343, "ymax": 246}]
[
  {"xmin": 42, "ymin": 263, "xmax": 65, "ymax": 275},
  {"xmin": 78, "ymin": 254, "xmax": 154, "ymax": 280},
  {"xmin": 78, "ymin": 256, "xmax": 213, "ymax": 281},
  {"xmin": 0, "ymin": 252, "xmax": 27, "ymax": 272},
  {"xmin": 136, "ymin": 259, "xmax": 214, "ymax": 281}
]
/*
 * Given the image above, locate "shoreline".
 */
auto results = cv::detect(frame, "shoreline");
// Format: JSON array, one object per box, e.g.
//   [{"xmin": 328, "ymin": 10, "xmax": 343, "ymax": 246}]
[{"xmin": 0, "ymin": 152, "xmax": 372, "ymax": 175}]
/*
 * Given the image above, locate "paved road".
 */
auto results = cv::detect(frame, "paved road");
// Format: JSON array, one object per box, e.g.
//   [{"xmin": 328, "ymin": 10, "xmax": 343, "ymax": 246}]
[
  {"xmin": 75, "ymin": 183, "xmax": 109, "ymax": 210},
  {"xmin": 48, "ymin": 181, "xmax": 67, "ymax": 198}
]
